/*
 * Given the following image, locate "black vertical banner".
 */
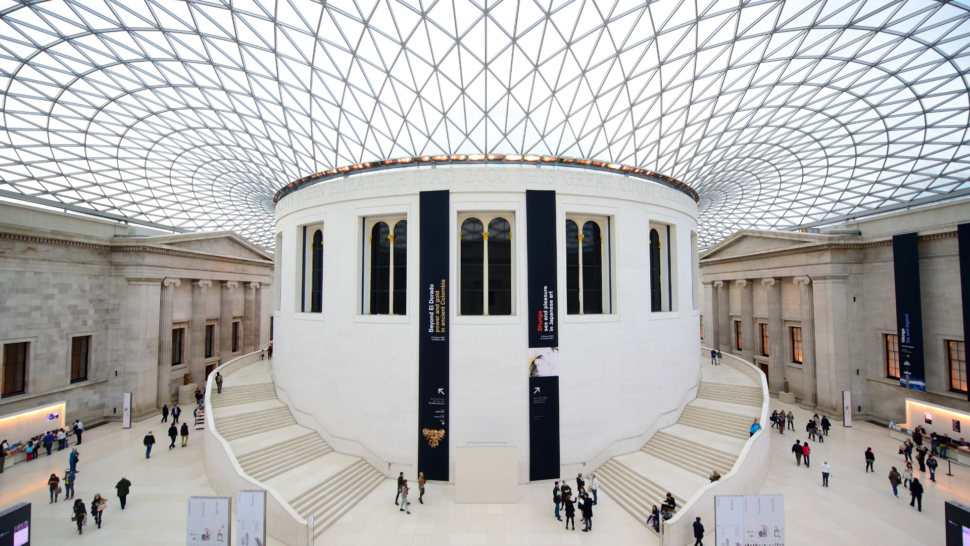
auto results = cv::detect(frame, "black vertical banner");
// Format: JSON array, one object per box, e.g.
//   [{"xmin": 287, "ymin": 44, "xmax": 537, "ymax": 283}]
[
  {"xmin": 418, "ymin": 190, "xmax": 450, "ymax": 481},
  {"xmin": 893, "ymin": 232, "xmax": 926, "ymax": 392},
  {"xmin": 958, "ymin": 224, "xmax": 970, "ymax": 401},
  {"xmin": 526, "ymin": 190, "xmax": 560, "ymax": 480}
]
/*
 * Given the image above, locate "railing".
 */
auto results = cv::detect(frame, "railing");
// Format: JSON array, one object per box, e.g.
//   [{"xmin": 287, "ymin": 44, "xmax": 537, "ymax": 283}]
[{"xmin": 658, "ymin": 347, "xmax": 771, "ymax": 546}]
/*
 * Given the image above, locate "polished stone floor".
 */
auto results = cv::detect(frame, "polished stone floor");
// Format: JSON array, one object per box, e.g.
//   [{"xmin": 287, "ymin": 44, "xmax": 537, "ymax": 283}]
[{"xmin": 2, "ymin": 363, "xmax": 965, "ymax": 545}]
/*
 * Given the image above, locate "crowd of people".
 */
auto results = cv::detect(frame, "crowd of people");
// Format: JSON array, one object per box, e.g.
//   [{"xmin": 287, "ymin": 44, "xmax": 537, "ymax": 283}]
[
  {"xmin": 0, "ymin": 420, "xmax": 85, "ymax": 472},
  {"xmin": 551, "ymin": 473, "xmax": 598, "ymax": 531}
]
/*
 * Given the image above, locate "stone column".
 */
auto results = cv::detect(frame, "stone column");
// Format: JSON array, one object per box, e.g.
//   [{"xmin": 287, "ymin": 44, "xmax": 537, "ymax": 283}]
[
  {"xmin": 220, "ymin": 281, "xmax": 238, "ymax": 364},
  {"xmin": 254, "ymin": 283, "xmax": 267, "ymax": 348},
  {"xmin": 157, "ymin": 278, "xmax": 180, "ymax": 408},
  {"xmin": 189, "ymin": 280, "xmax": 212, "ymax": 385},
  {"xmin": 737, "ymin": 279, "xmax": 754, "ymax": 362},
  {"xmin": 794, "ymin": 276, "xmax": 817, "ymax": 409},
  {"xmin": 124, "ymin": 277, "xmax": 163, "ymax": 421},
  {"xmin": 812, "ymin": 275, "xmax": 851, "ymax": 418},
  {"xmin": 243, "ymin": 283, "xmax": 259, "ymax": 353},
  {"xmin": 762, "ymin": 278, "xmax": 784, "ymax": 394},
  {"xmin": 717, "ymin": 280, "xmax": 731, "ymax": 353},
  {"xmin": 711, "ymin": 281, "xmax": 723, "ymax": 350}
]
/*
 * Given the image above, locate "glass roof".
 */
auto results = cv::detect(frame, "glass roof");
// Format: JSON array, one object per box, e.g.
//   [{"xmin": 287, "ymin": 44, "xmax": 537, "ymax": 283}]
[{"xmin": 0, "ymin": 0, "xmax": 968, "ymax": 248}]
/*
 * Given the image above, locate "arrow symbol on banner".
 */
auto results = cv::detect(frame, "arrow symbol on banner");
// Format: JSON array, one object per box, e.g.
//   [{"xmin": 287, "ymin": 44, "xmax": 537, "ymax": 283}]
[
  {"xmin": 438, "ymin": 388, "xmax": 445, "ymax": 395},
  {"xmin": 534, "ymin": 387, "xmax": 540, "ymax": 394}
]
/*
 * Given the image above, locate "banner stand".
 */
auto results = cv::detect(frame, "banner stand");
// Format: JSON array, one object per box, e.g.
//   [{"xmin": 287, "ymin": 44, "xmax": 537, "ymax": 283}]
[
  {"xmin": 122, "ymin": 393, "xmax": 131, "ymax": 429},
  {"xmin": 842, "ymin": 391, "xmax": 852, "ymax": 427}
]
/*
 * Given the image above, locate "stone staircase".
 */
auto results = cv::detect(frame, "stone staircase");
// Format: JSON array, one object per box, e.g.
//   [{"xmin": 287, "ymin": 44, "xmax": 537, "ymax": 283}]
[
  {"xmin": 236, "ymin": 432, "xmax": 334, "ymax": 482},
  {"xmin": 641, "ymin": 431, "xmax": 738, "ymax": 478},
  {"xmin": 697, "ymin": 382, "xmax": 762, "ymax": 406},
  {"xmin": 216, "ymin": 406, "xmax": 296, "ymax": 441},
  {"xmin": 678, "ymin": 405, "xmax": 753, "ymax": 439},
  {"xmin": 596, "ymin": 459, "xmax": 686, "ymax": 524},
  {"xmin": 212, "ymin": 382, "xmax": 278, "ymax": 408},
  {"xmin": 291, "ymin": 459, "xmax": 386, "ymax": 540}
]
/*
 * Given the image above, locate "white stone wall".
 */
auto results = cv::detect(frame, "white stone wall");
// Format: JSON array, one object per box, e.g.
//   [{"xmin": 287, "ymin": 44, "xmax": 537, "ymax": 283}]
[{"xmin": 273, "ymin": 164, "xmax": 700, "ymax": 482}]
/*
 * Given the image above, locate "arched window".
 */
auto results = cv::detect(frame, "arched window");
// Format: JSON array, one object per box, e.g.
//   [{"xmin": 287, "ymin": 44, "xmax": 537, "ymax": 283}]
[
  {"xmin": 650, "ymin": 228, "xmax": 662, "ymax": 312},
  {"xmin": 310, "ymin": 229, "xmax": 323, "ymax": 313},
  {"xmin": 460, "ymin": 218, "xmax": 484, "ymax": 315},
  {"xmin": 582, "ymin": 221, "xmax": 603, "ymax": 314},
  {"xmin": 488, "ymin": 217, "xmax": 512, "ymax": 315},
  {"xmin": 370, "ymin": 222, "xmax": 390, "ymax": 314},
  {"xmin": 392, "ymin": 220, "xmax": 407, "ymax": 315},
  {"xmin": 565, "ymin": 220, "xmax": 580, "ymax": 314}
]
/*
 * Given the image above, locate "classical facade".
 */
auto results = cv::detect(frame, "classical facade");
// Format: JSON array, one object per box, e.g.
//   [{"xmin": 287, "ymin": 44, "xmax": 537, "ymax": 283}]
[
  {"xmin": 699, "ymin": 200, "xmax": 969, "ymax": 424},
  {"xmin": 0, "ymin": 202, "xmax": 274, "ymax": 425}
]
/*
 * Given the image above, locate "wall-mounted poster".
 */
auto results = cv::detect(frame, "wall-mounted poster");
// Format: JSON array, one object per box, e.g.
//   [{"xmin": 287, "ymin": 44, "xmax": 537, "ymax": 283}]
[
  {"xmin": 187, "ymin": 497, "xmax": 230, "ymax": 545},
  {"xmin": 716, "ymin": 494, "xmax": 785, "ymax": 546},
  {"xmin": 925, "ymin": 412, "xmax": 933, "ymax": 425},
  {"xmin": 954, "ymin": 420, "xmax": 961, "ymax": 433},
  {"xmin": 893, "ymin": 233, "xmax": 926, "ymax": 392},
  {"xmin": 236, "ymin": 491, "xmax": 265, "ymax": 546}
]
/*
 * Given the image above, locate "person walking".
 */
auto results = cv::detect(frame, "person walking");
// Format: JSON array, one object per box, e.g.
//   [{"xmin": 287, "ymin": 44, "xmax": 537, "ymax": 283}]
[
  {"xmin": 115, "ymin": 476, "xmax": 131, "ymax": 509},
  {"xmin": 168, "ymin": 423, "xmax": 178, "ymax": 450},
  {"xmin": 821, "ymin": 415, "xmax": 831, "ymax": 436},
  {"xmin": 69, "ymin": 448, "xmax": 79, "ymax": 474},
  {"xmin": 889, "ymin": 467, "xmax": 902, "ymax": 497},
  {"xmin": 910, "ymin": 478, "xmax": 924, "ymax": 511},
  {"xmin": 399, "ymin": 479, "xmax": 410, "ymax": 514},
  {"xmin": 927, "ymin": 454, "xmax": 938, "ymax": 481},
  {"xmin": 161, "ymin": 404, "xmax": 169, "ymax": 423},
  {"xmin": 48, "ymin": 473, "xmax": 61, "ymax": 503},
  {"xmin": 172, "ymin": 404, "xmax": 181, "ymax": 424},
  {"xmin": 802, "ymin": 443, "xmax": 811, "ymax": 468},
  {"xmin": 807, "ymin": 419, "xmax": 817, "ymax": 442},
  {"xmin": 91, "ymin": 494, "xmax": 106, "ymax": 529},
  {"xmin": 693, "ymin": 516, "xmax": 705, "ymax": 546},
  {"xmin": 64, "ymin": 470, "xmax": 76, "ymax": 500},
  {"xmin": 901, "ymin": 440, "xmax": 914, "ymax": 462},
  {"xmin": 580, "ymin": 492, "xmax": 593, "ymax": 532},
  {"xmin": 716, "ymin": 349, "xmax": 722, "ymax": 364},
  {"xmin": 395, "ymin": 472, "xmax": 404, "ymax": 505},
  {"xmin": 553, "ymin": 481, "xmax": 562, "ymax": 521},
  {"xmin": 787, "ymin": 411, "xmax": 795, "ymax": 431},
  {"xmin": 916, "ymin": 445, "xmax": 928, "ymax": 472},
  {"xmin": 590, "ymin": 474, "xmax": 598, "ymax": 504},
  {"xmin": 750, "ymin": 419, "xmax": 761, "ymax": 437},
  {"xmin": 792, "ymin": 440, "xmax": 803, "ymax": 466},
  {"xmin": 215, "ymin": 372, "xmax": 223, "ymax": 394},
  {"xmin": 564, "ymin": 493, "xmax": 576, "ymax": 530},
  {"xmin": 646, "ymin": 505, "xmax": 660, "ymax": 532},
  {"xmin": 180, "ymin": 422, "xmax": 190, "ymax": 447},
  {"xmin": 144, "ymin": 431, "xmax": 156, "ymax": 459},
  {"xmin": 418, "ymin": 472, "xmax": 426, "ymax": 504},
  {"xmin": 72, "ymin": 499, "xmax": 87, "ymax": 535},
  {"xmin": 820, "ymin": 460, "xmax": 831, "ymax": 487},
  {"xmin": 903, "ymin": 462, "xmax": 914, "ymax": 488},
  {"xmin": 43, "ymin": 431, "xmax": 54, "ymax": 456},
  {"xmin": 710, "ymin": 349, "xmax": 717, "ymax": 365},
  {"xmin": 261, "ymin": 349, "xmax": 265, "ymax": 360},
  {"xmin": 865, "ymin": 448, "xmax": 875, "ymax": 472}
]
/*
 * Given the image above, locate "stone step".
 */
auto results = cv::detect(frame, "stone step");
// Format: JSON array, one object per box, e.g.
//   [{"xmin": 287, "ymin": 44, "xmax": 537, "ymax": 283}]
[
  {"xmin": 650, "ymin": 432, "xmax": 737, "ymax": 467},
  {"xmin": 313, "ymin": 472, "xmax": 385, "ymax": 538},
  {"xmin": 217, "ymin": 408, "xmax": 296, "ymax": 441},
  {"xmin": 248, "ymin": 442, "xmax": 334, "ymax": 482},
  {"xmin": 642, "ymin": 440, "xmax": 731, "ymax": 479},
  {"xmin": 237, "ymin": 432, "xmax": 319, "ymax": 465}
]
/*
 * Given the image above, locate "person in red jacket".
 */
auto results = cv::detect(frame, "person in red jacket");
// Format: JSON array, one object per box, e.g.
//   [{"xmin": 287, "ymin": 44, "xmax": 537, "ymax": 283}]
[{"xmin": 802, "ymin": 443, "xmax": 811, "ymax": 468}]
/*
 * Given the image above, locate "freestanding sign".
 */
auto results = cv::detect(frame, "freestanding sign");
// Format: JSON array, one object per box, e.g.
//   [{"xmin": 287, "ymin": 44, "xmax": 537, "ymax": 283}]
[
  {"xmin": 842, "ymin": 391, "xmax": 852, "ymax": 427},
  {"xmin": 122, "ymin": 393, "xmax": 131, "ymax": 429},
  {"xmin": 958, "ymin": 223, "xmax": 970, "ymax": 401},
  {"xmin": 526, "ymin": 190, "xmax": 560, "ymax": 481},
  {"xmin": 893, "ymin": 233, "xmax": 926, "ymax": 391},
  {"xmin": 186, "ymin": 497, "xmax": 230, "ymax": 545},
  {"xmin": 716, "ymin": 494, "xmax": 785, "ymax": 545},
  {"xmin": 0, "ymin": 502, "xmax": 30, "ymax": 546},
  {"xmin": 418, "ymin": 190, "xmax": 450, "ymax": 481},
  {"xmin": 236, "ymin": 490, "xmax": 265, "ymax": 546}
]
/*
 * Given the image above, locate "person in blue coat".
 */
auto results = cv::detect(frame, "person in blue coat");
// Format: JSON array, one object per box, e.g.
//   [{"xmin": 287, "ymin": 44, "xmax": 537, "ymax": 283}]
[{"xmin": 693, "ymin": 517, "xmax": 705, "ymax": 545}]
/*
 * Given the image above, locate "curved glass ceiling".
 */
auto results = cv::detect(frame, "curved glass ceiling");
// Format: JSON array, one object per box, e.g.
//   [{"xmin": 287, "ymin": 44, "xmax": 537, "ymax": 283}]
[{"xmin": 0, "ymin": 0, "xmax": 968, "ymax": 248}]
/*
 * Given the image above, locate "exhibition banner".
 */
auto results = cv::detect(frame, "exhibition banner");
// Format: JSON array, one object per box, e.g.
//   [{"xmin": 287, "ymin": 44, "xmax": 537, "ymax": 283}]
[
  {"xmin": 0, "ymin": 502, "xmax": 30, "ymax": 546},
  {"xmin": 186, "ymin": 497, "xmax": 230, "ymax": 545},
  {"xmin": 529, "ymin": 372, "xmax": 560, "ymax": 480},
  {"xmin": 715, "ymin": 494, "xmax": 785, "ymax": 545},
  {"xmin": 893, "ymin": 233, "xmax": 926, "ymax": 392},
  {"xmin": 959, "ymin": 223, "xmax": 970, "ymax": 401},
  {"xmin": 418, "ymin": 190, "xmax": 450, "ymax": 481},
  {"xmin": 526, "ymin": 190, "xmax": 558, "ymax": 348},
  {"xmin": 236, "ymin": 490, "xmax": 265, "ymax": 546}
]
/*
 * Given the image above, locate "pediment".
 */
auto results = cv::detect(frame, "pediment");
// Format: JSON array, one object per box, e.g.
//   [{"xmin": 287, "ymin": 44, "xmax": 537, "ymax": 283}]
[
  {"xmin": 149, "ymin": 232, "xmax": 272, "ymax": 262},
  {"xmin": 701, "ymin": 230, "xmax": 832, "ymax": 260}
]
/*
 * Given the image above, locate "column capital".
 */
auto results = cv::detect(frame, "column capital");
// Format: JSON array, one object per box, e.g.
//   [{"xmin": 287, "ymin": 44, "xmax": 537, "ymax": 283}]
[
  {"xmin": 713, "ymin": 280, "xmax": 724, "ymax": 288},
  {"xmin": 735, "ymin": 279, "xmax": 749, "ymax": 287},
  {"xmin": 760, "ymin": 278, "xmax": 777, "ymax": 287},
  {"xmin": 163, "ymin": 277, "xmax": 181, "ymax": 287},
  {"xmin": 247, "ymin": 282, "xmax": 261, "ymax": 290},
  {"xmin": 221, "ymin": 280, "xmax": 238, "ymax": 289},
  {"xmin": 194, "ymin": 279, "xmax": 213, "ymax": 289},
  {"xmin": 793, "ymin": 276, "xmax": 811, "ymax": 286}
]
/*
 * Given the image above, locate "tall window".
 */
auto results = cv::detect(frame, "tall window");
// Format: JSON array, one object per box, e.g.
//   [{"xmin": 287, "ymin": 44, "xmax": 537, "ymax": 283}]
[
  {"xmin": 310, "ymin": 229, "xmax": 323, "ymax": 313},
  {"xmin": 700, "ymin": 316, "xmax": 704, "ymax": 339},
  {"xmin": 949, "ymin": 340, "xmax": 967, "ymax": 393},
  {"xmin": 205, "ymin": 325, "xmax": 214, "ymax": 358},
  {"xmin": 885, "ymin": 334, "xmax": 899, "ymax": 379},
  {"xmin": 2, "ymin": 342, "xmax": 27, "ymax": 396},
  {"xmin": 649, "ymin": 229, "xmax": 662, "ymax": 311},
  {"xmin": 70, "ymin": 336, "xmax": 90, "ymax": 383},
  {"xmin": 761, "ymin": 324, "xmax": 769, "ymax": 356},
  {"xmin": 364, "ymin": 218, "xmax": 407, "ymax": 315},
  {"xmin": 734, "ymin": 320, "xmax": 742, "ymax": 351},
  {"xmin": 791, "ymin": 327, "xmax": 802, "ymax": 363},
  {"xmin": 566, "ymin": 217, "xmax": 610, "ymax": 314},
  {"xmin": 172, "ymin": 328, "xmax": 184, "ymax": 365},
  {"xmin": 232, "ymin": 322, "xmax": 240, "ymax": 353},
  {"xmin": 459, "ymin": 215, "xmax": 512, "ymax": 315}
]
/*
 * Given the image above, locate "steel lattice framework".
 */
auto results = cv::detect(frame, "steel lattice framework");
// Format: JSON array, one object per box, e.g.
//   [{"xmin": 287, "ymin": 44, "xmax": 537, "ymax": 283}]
[{"xmin": 0, "ymin": 0, "xmax": 968, "ymax": 248}]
